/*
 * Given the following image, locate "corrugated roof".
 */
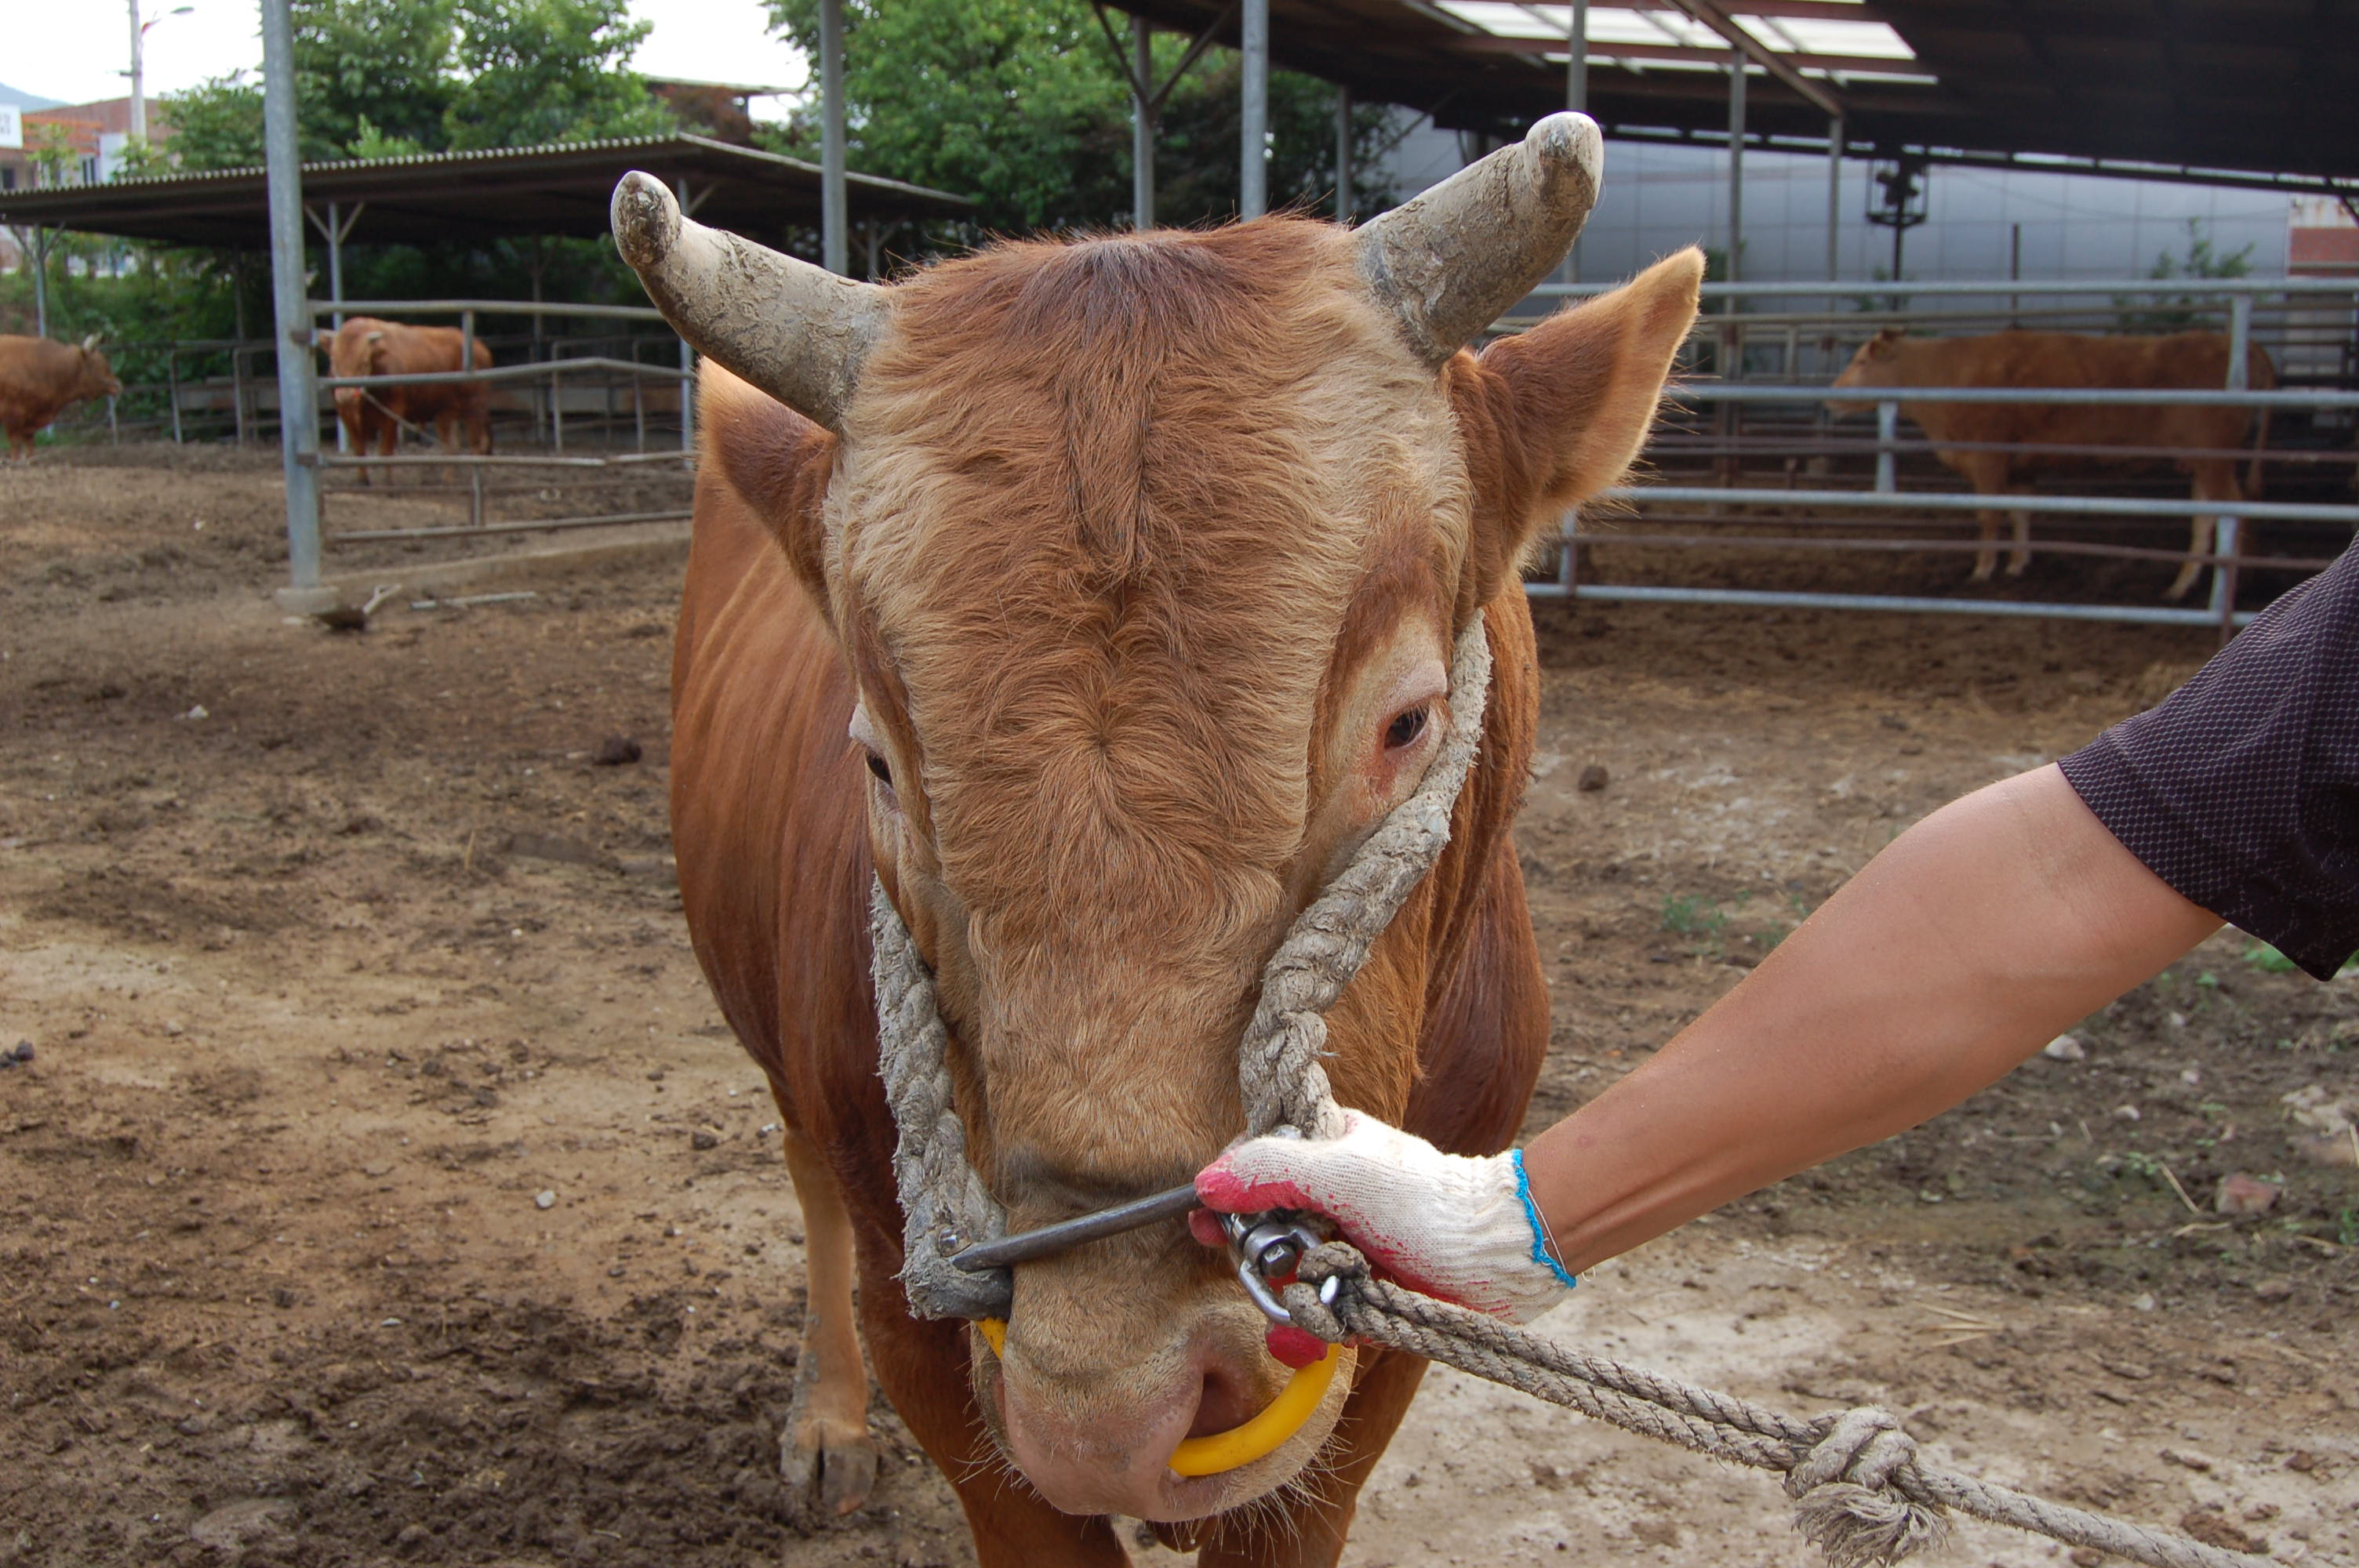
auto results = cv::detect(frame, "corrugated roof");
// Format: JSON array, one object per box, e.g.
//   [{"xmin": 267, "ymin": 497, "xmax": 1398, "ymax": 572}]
[{"xmin": 0, "ymin": 132, "xmax": 969, "ymax": 248}]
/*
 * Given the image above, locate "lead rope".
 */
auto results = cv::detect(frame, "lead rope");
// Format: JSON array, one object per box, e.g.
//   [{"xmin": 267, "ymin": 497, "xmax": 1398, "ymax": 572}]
[{"xmin": 864, "ymin": 617, "xmax": 2270, "ymax": 1568}]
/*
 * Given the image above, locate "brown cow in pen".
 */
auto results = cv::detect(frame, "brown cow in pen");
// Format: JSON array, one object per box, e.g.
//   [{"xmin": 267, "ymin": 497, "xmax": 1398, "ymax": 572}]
[
  {"xmin": 1830, "ymin": 327, "xmax": 2274, "ymax": 598},
  {"xmin": 0, "ymin": 333, "xmax": 122, "ymax": 460},
  {"xmin": 315, "ymin": 316, "xmax": 493, "ymax": 485},
  {"xmin": 621, "ymin": 117, "xmax": 1701, "ymax": 1565}
]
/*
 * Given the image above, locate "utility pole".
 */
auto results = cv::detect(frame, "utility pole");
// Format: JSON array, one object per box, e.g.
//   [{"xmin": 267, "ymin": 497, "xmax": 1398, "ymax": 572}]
[
  {"xmin": 129, "ymin": 0, "xmax": 146, "ymax": 143},
  {"xmin": 260, "ymin": 0, "xmax": 326, "ymax": 610}
]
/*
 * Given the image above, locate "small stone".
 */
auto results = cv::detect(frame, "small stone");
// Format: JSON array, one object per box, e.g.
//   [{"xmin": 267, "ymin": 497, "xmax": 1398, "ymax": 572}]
[
  {"xmin": 183, "ymin": 705, "xmax": 209, "ymax": 721},
  {"xmin": 690, "ymin": 1130, "xmax": 719, "ymax": 1151},
  {"xmin": 2111, "ymin": 1104, "xmax": 2142, "ymax": 1122},
  {"xmin": 2215, "ymin": 1172, "xmax": 2280, "ymax": 1215},
  {"xmin": 2161, "ymin": 1448, "xmax": 2215, "ymax": 1472},
  {"xmin": 162, "ymin": 1021, "xmax": 184, "ymax": 1038},
  {"xmin": 534, "ymin": 1189, "xmax": 557, "ymax": 1210},
  {"xmin": 1576, "ymin": 764, "xmax": 1609, "ymax": 793},
  {"xmin": 2042, "ymin": 1034, "xmax": 2087, "ymax": 1062},
  {"xmin": 2180, "ymin": 1066, "xmax": 2202, "ymax": 1086},
  {"xmin": 2166, "ymin": 1011, "xmax": 2189, "ymax": 1029},
  {"xmin": 12, "ymin": 1042, "xmax": 29, "ymax": 1062},
  {"xmin": 2253, "ymin": 1279, "xmax": 2295, "ymax": 1301},
  {"xmin": 607, "ymin": 1264, "xmax": 627, "ymax": 1279},
  {"xmin": 2129, "ymin": 1292, "xmax": 2157, "ymax": 1312},
  {"xmin": 2286, "ymin": 1450, "xmax": 2317, "ymax": 1472},
  {"xmin": 592, "ymin": 735, "xmax": 642, "ymax": 767},
  {"xmin": 2070, "ymin": 1550, "xmax": 2104, "ymax": 1567}
]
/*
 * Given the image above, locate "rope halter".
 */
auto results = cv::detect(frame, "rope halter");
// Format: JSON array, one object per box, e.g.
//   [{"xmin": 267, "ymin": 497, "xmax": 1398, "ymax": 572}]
[{"xmin": 871, "ymin": 619, "xmax": 1496, "ymax": 1323}]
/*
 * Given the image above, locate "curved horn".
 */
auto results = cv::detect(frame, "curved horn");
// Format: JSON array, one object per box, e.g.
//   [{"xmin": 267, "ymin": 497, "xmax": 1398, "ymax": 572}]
[
  {"xmin": 1354, "ymin": 112, "xmax": 1604, "ymax": 367},
  {"xmin": 610, "ymin": 170, "xmax": 887, "ymax": 434},
  {"xmin": 80, "ymin": 332, "xmax": 102, "ymax": 353}
]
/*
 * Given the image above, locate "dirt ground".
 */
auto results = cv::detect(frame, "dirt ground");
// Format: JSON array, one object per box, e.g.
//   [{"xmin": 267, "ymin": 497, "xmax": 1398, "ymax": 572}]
[{"xmin": 2, "ymin": 449, "xmax": 2354, "ymax": 1568}]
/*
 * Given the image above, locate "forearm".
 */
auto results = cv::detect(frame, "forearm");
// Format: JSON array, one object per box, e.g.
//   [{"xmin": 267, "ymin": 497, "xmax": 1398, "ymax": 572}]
[{"xmin": 1524, "ymin": 764, "xmax": 2221, "ymax": 1275}]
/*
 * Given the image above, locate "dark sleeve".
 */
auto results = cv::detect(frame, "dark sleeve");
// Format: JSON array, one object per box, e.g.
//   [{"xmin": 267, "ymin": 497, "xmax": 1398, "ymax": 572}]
[{"xmin": 2058, "ymin": 539, "xmax": 2359, "ymax": 982}]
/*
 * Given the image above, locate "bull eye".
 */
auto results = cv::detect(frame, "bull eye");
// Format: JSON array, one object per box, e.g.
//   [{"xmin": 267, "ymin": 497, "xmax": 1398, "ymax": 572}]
[
  {"xmin": 1383, "ymin": 706, "xmax": 1430, "ymax": 751},
  {"xmin": 864, "ymin": 751, "xmax": 893, "ymax": 788}
]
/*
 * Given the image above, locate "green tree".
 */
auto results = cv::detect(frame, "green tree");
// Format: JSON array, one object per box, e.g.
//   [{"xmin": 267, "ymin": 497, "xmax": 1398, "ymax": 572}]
[
  {"xmin": 445, "ymin": 0, "xmax": 672, "ymax": 149},
  {"xmin": 164, "ymin": 0, "xmax": 671, "ymax": 170},
  {"xmin": 761, "ymin": 0, "xmax": 1392, "ymax": 235},
  {"xmin": 2116, "ymin": 218, "xmax": 2256, "ymax": 333}
]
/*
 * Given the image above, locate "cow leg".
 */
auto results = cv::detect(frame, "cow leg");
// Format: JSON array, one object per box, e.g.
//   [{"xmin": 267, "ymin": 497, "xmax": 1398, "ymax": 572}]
[
  {"xmin": 1947, "ymin": 452, "xmax": 2013, "ymax": 583},
  {"xmin": 1187, "ymin": 1347, "xmax": 1431, "ymax": 1568},
  {"xmin": 2006, "ymin": 503, "xmax": 2033, "ymax": 577},
  {"xmin": 854, "ymin": 1268, "xmax": 1129, "ymax": 1566},
  {"xmin": 375, "ymin": 417, "xmax": 398, "ymax": 488},
  {"xmin": 2172, "ymin": 461, "xmax": 2241, "ymax": 601},
  {"xmin": 777, "ymin": 1122, "xmax": 881, "ymax": 1517}
]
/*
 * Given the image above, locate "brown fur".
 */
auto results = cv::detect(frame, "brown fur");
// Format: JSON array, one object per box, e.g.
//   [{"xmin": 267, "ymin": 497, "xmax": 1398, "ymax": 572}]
[
  {"xmin": 1830, "ymin": 328, "xmax": 2276, "ymax": 595},
  {"xmin": 315, "ymin": 317, "xmax": 493, "ymax": 485},
  {"xmin": 0, "ymin": 335, "xmax": 120, "ymax": 460},
  {"xmin": 669, "ymin": 221, "xmax": 1701, "ymax": 1563}
]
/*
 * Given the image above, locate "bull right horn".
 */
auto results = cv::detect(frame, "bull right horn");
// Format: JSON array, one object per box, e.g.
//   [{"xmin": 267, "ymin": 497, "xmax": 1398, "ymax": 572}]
[
  {"xmin": 610, "ymin": 171, "xmax": 886, "ymax": 435},
  {"xmin": 1354, "ymin": 112, "xmax": 1604, "ymax": 368}
]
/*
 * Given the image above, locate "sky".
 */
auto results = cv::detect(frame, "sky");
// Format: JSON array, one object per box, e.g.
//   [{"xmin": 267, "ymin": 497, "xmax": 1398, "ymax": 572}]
[{"xmin": 8, "ymin": 0, "xmax": 808, "ymax": 115}]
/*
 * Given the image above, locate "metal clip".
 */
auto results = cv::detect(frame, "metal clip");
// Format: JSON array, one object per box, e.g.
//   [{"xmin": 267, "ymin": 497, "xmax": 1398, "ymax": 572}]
[{"xmin": 1221, "ymin": 1210, "xmax": 1329, "ymax": 1327}]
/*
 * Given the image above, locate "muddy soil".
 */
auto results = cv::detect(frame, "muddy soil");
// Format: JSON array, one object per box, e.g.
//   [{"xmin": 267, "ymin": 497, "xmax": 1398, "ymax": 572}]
[{"xmin": 2, "ymin": 450, "xmax": 2353, "ymax": 1568}]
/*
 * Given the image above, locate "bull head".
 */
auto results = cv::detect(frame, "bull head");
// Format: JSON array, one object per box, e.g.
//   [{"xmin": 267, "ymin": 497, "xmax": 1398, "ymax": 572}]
[{"xmin": 610, "ymin": 113, "xmax": 1604, "ymax": 430}]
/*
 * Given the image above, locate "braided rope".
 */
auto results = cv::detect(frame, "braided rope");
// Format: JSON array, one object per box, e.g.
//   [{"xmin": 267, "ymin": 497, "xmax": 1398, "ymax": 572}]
[
  {"xmin": 862, "ymin": 611, "xmax": 2267, "ymax": 1568},
  {"xmin": 1282, "ymin": 1244, "xmax": 2272, "ymax": 1568},
  {"xmin": 872, "ymin": 619, "xmax": 1494, "ymax": 1319}
]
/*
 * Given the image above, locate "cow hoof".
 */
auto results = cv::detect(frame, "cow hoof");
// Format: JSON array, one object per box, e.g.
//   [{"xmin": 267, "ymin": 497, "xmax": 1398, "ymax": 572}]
[
  {"xmin": 2006, "ymin": 558, "xmax": 2029, "ymax": 577},
  {"xmin": 780, "ymin": 1426, "xmax": 879, "ymax": 1518}
]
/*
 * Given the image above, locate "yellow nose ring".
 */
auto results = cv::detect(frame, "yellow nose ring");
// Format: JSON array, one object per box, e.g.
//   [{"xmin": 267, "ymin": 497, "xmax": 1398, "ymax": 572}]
[{"xmin": 976, "ymin": 1318, "xmax": 1341, "ymax": 1477}]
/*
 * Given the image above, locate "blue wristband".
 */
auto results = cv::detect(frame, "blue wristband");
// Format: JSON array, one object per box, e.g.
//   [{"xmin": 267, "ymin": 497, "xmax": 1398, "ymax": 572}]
[{"xmin": 1511, "ymin": 1149, "xmax": 1579, "ymax": 1290}]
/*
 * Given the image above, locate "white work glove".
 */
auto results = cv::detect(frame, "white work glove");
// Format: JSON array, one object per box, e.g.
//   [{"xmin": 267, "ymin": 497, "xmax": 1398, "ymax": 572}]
[{"xmin": 1194, "ymin": 1109, "xmax": 1577, "ymax": 1326}]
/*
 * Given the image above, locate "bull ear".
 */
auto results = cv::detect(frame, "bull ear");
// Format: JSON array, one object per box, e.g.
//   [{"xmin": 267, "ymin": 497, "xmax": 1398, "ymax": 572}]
[
  {"xmin": 1452, "ymin": 248, "xmax": 1703, "ymax": 603},
  {"xmin": 697, "ymin": 362, "xmax": 838, "ymax": 622}
]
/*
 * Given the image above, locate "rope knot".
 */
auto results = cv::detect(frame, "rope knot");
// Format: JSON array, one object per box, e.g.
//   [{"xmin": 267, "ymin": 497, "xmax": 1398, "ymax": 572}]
[{"xmin": 1786, "ymin": 1406, "xmax": 1949, "ymax": 1568}]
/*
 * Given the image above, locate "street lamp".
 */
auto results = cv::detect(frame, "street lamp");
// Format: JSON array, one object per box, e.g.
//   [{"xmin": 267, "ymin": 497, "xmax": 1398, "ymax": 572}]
[{"xmin": 128, "ymin": 2, "xmax": 197, "ymax": 145}]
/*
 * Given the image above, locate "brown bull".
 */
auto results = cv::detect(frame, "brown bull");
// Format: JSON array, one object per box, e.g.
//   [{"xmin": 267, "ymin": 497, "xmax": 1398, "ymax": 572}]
[
  {"xmin": 315, "ymin": 316, "xmax": 492, "ymax": 485},
  {"xmin": 634, "ymin": 117, "xmax": 1701, "ymax": 1565},
  {"xmin": 1830, "ymin": 327, "xmax": 2275, "ymax": 598},
  {"xmin": 0, "ymin": 333, "xmax": 121, "ymax": 460}
]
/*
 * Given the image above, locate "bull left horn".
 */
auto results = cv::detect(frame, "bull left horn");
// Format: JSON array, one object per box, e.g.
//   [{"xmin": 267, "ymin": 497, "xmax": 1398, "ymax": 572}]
[
  {"xmin": 80, "ymin": 332, "xmax": 101, "ymax": 352},
  {"xmin": 609, "ymin": 170, "xmax": 886, "ymax": 435},
  {"xmin": 1354, "ymin": 112, "xmax": 1604, "ymax": 367}
]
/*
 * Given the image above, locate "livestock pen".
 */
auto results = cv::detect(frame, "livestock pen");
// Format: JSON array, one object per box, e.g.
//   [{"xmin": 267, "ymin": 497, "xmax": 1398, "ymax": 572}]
[{"xmin": 1513, "ymin": 274, "xmax": 2359, "ymax": 637}]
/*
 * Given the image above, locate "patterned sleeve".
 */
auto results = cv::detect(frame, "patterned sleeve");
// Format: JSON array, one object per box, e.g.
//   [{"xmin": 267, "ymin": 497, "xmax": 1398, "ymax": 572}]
[{"xmin": 2058, "ymin": 539, "xmax": 2359, "ymax": 982}]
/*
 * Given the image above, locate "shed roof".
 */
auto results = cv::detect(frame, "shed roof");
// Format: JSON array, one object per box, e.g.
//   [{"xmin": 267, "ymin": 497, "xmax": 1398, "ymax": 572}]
[
  {"xmin": 0, "ymin": 132, "xmax": 969, "ymax": 248},
  {"xmin": 1107, "ymin": 0, "xmax": 2359, "ymax": 194}
]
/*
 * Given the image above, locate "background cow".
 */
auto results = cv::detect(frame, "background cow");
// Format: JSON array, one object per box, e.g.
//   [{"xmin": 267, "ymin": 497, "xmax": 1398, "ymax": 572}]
[
  {"xmin": 1830, "ymin": 327, "xmax": 2275, "ymax": 597},
  {"xmin": 627, "ymin": 118, "xmax": 1701, "ymax": 1566},
  {"xmin": 0, "ymin": 333, "xmax": 121, "ymax": 461},
  {"xmin": 314, "ymin": 316, "xmax": 493, "ymax": 485}
]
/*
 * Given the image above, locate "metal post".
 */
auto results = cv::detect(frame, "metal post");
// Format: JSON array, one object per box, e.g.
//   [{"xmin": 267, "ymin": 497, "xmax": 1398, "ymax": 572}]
[
  {"xmin": 2210, "ymin": 292, "xmax": 2253, "ymax": 639},
  {"xmin": 327, "ymin": 201, "xmax": 348, "ymax": 452},
  {"xmin": 634, "ymin": 372, "xmax": 646, "ymax": 453},
  {"xmin": 1725, "ymin": 48, "xmax": 1745, "ymax": 289},
  {"xmin": 31, "ymin": 230, "xmax": 46, "ymax": 337},
  {"xmin": 1240, "ymin": 0, "xmax": 1269, "ymax": 220},
  {"xmin": 129, "ymin": 0, "xmax": 146, "ymax": 143},
  {"xmin": 1558, "ymin": 507, "xmax": 1579, "ymax": 592},
  {"xmin": 1566, "ymin": 0, "xmax": 1588, "ymax": 114},
  {"xmin": 470, "ymin": 461, "xmax": 484, "ymax": 529},
  {"xmin": 551, "ymin": 361, "xmax": 564, "ymax": 453},
  {"xmin": 166, "ymin": 347, "xmax": 181, "ymax": 443},
  {"xmin": 1875, "ymin": 399, "xmax": 1898, "ymax": 493},
  {"xmin": 1132, "ymin": 15, "xmax": 1156, "ymax": 230},
  {"xmin": 1334, "ymin": 85, "xmax": 1352, "ymax": 223},
  {"xmin": 2009, "ymin": 223, "xmax": 2021, "ymax": 326},
  {"xmin": 1825, "ymin": 115, "xmax": 1842, "ymax": 289},
  {"xmin": 233, "ymin": 347, "xmax": 249, "ymax": 447},
  {"xmin": 260, "ymin": 0, "xmax": 324, "ymax": 603},
  {"xmin": 820, "ymin": 0, "xmax": 849, "ymax": 276}
]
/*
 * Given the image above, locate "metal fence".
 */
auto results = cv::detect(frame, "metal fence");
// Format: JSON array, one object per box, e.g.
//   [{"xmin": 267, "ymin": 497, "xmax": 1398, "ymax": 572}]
[{"xmin": 1511, "ymin": 275, "xmax": 2359, "ymax": 633}]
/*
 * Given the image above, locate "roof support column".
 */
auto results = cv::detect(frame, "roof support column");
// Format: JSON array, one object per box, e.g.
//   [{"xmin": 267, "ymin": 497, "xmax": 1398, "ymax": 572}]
[
  {"xmin": 1562, "ymin": 0, "xmax": 1587, "ymax": 282},
  {"xmin": 820, "ymin": 0, "xmax": 849, "ymax": 276},
  {"xmin": 1132, "ymin": 15, "xmax": 1156, "ymax": 230},
  {"xmin": 1240, "ymin": 0, "xmax": 1268, "ymax": 219},
  {"xmin": 1725, "ymin": 46, "xmax": 1744, "ymax": 289},
  {"xmin": 1334, "ymin": 85, "xmax": 1352, "ymax": 223},
  {"xmin": 260, "ymin": 0, "xmax": 325, "ymax": 609},
  {"xmin": 1826, "ymin": 115, "xmax": 1843, "ymax": 286}
]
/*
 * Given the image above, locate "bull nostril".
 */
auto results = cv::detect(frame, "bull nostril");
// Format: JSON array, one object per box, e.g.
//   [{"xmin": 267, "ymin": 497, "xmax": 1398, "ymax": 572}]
[{"xmin": 1186, "ymin": 1359, "xmax": 1260, "ymax": 1440}]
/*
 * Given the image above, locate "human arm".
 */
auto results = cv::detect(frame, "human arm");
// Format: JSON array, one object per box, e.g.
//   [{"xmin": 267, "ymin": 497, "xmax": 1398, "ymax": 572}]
[
  {"xmin": 1199, "ymin": 763, "xmax": 2221, "ymax": 1310},
  {"xmin": 1522, "ymin": 762, "xmax": 2219, "ymax": 1273}
]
